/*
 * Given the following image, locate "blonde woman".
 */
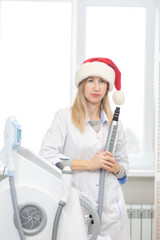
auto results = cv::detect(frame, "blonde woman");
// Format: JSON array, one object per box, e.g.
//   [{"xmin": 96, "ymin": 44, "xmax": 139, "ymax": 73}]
[{"xmin": 40, "ymin": 58, "xmax": 130, "ymax": 240}]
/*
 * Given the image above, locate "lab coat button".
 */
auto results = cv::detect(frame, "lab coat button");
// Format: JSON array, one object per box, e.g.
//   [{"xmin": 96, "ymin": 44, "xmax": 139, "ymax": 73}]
[{"xmin": 96, "ymin": 183, "xmax": 99, "ymax": 186}]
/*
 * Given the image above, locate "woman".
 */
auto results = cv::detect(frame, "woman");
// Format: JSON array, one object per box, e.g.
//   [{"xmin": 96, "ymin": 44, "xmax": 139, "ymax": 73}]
[{"xmin": 39, "ymin": 58, "xmax": 130, "ymax": 240}]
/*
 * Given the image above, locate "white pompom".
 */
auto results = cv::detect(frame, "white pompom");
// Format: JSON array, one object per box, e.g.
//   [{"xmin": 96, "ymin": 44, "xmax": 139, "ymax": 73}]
[{"xmin": 112, "ymin": 90, "xmax": 125, "ymax": 105}]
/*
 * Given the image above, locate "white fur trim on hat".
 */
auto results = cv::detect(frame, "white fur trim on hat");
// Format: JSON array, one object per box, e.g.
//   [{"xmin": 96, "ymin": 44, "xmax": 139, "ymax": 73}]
[
  {"xmin": 112, "ymin": 90, "xmax": 125, "ymax": 105},
  {"xmin": 75, "ymin": 61, "xmax": 115, "ymax": 91}
]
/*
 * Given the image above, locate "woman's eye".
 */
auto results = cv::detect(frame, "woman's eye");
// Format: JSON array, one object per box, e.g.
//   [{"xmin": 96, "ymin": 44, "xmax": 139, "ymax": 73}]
[
  {"xmin": 100, "ymin": 80, "xmax": 105, "ymax": 83},
  {"xmin": 88, "ymin": 79, "xmax": 93, "ymax": 82}
]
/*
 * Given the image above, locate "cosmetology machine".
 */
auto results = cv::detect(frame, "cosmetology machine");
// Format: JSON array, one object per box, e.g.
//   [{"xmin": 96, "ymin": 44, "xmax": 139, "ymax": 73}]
[
  {"xmin": 0, "ymin": 107, "xmax": 121, "ymax": 240},
  {"xmin": 0, "ymin": 116, "xmax": 100, "ymax": 240}
]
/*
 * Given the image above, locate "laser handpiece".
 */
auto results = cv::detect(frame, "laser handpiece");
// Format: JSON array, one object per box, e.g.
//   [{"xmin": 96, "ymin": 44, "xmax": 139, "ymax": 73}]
[
  {"xmin": 4, "ymin": 116, "xmax": 21, "ymax": 175},
  {"xmin": 4, "ymin": 117, "xmax": 25, "ymax": 240},
  {"xmin": 97, "ymin": 107, "xmax": 120, "ymax": 223}
]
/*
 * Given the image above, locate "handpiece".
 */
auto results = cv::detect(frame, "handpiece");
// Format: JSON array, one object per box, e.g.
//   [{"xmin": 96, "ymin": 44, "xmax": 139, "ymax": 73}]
[
  {"xmin": 97, "ymin": 107, "xmax": 120, "ymax": 223},
  {"xmin": 4, "ymin": 116, "xmax": 21, "ymax": 175},
  {"xmin": 3, "ymin": 117, "xmax": 25, "ymax": 240}
]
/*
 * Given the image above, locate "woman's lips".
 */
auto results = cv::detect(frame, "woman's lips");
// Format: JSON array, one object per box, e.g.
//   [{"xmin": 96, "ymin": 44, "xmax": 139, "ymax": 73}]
[{"xmin": 91, "ymin": 94, "xmax": 100, "ymax": 98}]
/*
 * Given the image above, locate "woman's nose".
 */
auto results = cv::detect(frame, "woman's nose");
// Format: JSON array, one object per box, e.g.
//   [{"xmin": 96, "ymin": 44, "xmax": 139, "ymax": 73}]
[{"xmin": 93, "ymin": 82, "xmax": 100, "ymax": 90}]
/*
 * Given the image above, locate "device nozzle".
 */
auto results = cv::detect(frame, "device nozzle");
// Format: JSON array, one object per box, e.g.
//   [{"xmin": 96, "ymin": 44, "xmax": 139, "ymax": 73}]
[{"xmin": 113, "ymin": 107, "xmax": 120, "ymax": 121}]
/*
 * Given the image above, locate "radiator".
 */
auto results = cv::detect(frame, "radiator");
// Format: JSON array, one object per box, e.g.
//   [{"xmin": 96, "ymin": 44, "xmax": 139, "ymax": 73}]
[{"xmin": 127, "ymin": 205, "xmax": 155, "ymax": 240}]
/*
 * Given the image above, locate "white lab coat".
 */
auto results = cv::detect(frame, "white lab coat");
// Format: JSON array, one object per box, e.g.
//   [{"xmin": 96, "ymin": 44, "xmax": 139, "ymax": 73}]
[{"xmin": 40, "ymin": 108, "xmax": 130, "ymax": 240}]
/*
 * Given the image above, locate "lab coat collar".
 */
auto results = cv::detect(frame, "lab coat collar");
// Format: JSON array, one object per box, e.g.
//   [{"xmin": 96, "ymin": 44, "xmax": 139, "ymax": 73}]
[{"xmin": 85, "ymin": 109, "xmax": 108, "ymax": 124}]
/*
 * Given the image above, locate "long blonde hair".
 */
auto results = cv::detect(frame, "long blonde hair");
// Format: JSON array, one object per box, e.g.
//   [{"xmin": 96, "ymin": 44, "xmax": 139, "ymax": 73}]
[{"xmin": 71, "ymin": 79, "xmax": 113, "ymax": 132}]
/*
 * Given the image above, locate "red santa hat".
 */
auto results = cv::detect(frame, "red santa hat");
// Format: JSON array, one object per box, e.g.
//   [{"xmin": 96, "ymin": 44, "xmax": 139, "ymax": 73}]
[{"xmin": 75, "ymin": 57, "xmax": 125, "ymax": 105}]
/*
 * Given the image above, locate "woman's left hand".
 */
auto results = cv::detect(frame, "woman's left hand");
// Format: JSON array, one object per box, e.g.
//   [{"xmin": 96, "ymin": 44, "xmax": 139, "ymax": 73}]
[{"xmin": 102, "ymin": 150, "xmax": 120, "ymax": 175}]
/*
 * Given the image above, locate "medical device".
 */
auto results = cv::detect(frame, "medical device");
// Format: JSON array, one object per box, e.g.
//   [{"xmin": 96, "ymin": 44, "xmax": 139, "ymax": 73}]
[
  {"xmin": 97, "ymin": 107, "xmax": 120, "ymax": 223},
  {"xmin": 4, "ymin": 117, "xmax": 25, "ymax": 240},
  {"xmin": 0, "ymin": 117, "xmax": 100, "ymax": 240}
]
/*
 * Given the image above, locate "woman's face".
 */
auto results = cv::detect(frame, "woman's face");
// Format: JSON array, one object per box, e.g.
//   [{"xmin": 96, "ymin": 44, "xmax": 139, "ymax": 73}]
[{"xmin": 84, "ymin": 76, "xmax": 108, "ymax": 104}]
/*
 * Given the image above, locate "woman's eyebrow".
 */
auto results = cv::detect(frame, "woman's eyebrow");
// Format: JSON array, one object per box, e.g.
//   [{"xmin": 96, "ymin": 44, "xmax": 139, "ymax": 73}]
[{"xmin": 87, "ymin": 76, "xmax": 94, "ymax": 80}]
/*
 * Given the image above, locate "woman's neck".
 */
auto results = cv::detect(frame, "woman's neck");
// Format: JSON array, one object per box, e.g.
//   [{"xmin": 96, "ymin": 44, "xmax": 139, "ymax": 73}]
[{"xmin": 86, "ymin": 102, "xmax": 101, "ymax": 121}]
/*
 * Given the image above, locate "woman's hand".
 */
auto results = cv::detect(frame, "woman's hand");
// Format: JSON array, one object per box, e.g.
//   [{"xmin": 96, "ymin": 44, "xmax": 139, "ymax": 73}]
[{"xmin": 88, "ymin": 150, "xmax": 120, "ymax": 174}]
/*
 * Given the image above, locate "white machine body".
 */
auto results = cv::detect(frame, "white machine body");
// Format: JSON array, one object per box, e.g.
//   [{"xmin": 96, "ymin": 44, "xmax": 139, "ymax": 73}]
[{"xmin": 0, "ymin": 148, "xmax": 89, "ymax": 240}]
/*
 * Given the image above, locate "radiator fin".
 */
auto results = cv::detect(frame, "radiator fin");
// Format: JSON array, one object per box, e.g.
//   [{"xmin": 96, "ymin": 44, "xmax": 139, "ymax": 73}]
[
  {"xmin": 156, "ymin": 181, "xmax": 160, "ymax": 239},
  {"xmin": 127, "ymin": 205, "xmax": 154, "ymax": 240}
]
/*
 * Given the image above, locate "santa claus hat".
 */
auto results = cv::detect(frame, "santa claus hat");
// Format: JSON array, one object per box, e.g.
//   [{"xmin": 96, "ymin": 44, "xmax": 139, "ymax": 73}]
[{"xmin": 75, "ymin": 57, "xmax": 125, "ymax": 105}]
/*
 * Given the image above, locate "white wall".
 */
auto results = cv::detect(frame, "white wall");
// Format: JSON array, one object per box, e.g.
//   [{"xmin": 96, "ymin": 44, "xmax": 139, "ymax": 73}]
[{"xmin": 122, "ymin": 177, "xmax": 154, "ymax": 205}]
